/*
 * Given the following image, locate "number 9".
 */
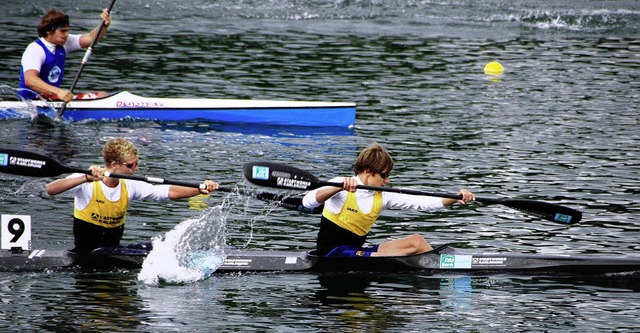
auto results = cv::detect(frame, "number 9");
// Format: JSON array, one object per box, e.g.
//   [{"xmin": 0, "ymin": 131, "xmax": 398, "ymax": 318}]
[{"xmin": 8, "ymin": 218, "xmax": 25, "ymax": 243}]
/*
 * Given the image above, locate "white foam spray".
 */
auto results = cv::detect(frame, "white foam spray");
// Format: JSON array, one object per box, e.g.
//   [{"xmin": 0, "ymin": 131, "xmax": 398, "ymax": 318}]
[{"xmin": 138, "ymin": 204, "xmax": 228, "ymax": 286}]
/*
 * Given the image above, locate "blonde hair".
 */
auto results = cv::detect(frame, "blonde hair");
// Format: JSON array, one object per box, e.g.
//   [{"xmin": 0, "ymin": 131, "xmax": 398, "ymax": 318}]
[
  {"xmin": 354, "ymin": 143, "xmax": 394, "ymax": 175},
  {"xmin": 103, "ymin": 138, "xmax": 138, "ymax": 164}
]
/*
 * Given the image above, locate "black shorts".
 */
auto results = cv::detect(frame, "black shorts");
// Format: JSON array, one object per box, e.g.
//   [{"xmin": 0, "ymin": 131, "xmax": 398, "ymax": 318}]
[{"xmin": 316, "ymin": 216, "xmax": 368, "ymax": 256}]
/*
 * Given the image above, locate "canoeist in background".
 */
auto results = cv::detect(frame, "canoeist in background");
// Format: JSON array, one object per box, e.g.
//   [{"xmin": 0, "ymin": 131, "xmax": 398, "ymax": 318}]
[
  {"xmin": 302, "ymin": 143, "xmax": 475, "ymax": 257},
  {"xmin": 18, "ymin": 8, "xmax": 112, "ymax": 103},
  {"xmin": 46, "ymin": 138, "xmax": 219, "ymax": 254}
]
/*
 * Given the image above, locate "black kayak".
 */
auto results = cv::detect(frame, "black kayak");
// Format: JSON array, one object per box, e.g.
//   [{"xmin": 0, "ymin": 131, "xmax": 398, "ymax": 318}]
[{"xmin": 2, "ymin": 244, "xmax": 640, "ymax": 277}]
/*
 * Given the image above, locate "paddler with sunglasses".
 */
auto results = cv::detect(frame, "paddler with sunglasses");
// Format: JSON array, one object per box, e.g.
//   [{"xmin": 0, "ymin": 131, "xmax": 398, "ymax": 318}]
[
  {"xmin": 302, "ymin": 143, "xmax": 475, "ymax": 257},
  {"xmin": 46, "ymin": 138, "xmax": 219, "ymax": 254}
]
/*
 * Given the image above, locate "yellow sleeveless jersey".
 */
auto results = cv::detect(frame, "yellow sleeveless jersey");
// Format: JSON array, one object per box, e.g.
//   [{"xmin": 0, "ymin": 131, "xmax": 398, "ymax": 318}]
[
  {"xmin": 322, "ymin": 191, "xmax": 383, "ymax": 236},
  {"xmin": 74, "ymin": 180, "xmax": 129, "ymax": 228}
]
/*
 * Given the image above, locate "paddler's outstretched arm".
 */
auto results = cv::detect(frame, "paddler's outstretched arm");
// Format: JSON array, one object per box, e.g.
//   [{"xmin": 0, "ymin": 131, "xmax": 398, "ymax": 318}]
[
  {"xmin": 46, "ymin": 165, "xmax": 219, "ymax": 198},
  {"xmin": 442, "ymin": 189, "xmax": 475, "ymax": 207},
  {"xmin": 168, "ymin": 181, "xmax": 219, "ymax": 199},
  {"xmin": 305, "ymin": 176, "xmax": 475, "ymax": 208}
]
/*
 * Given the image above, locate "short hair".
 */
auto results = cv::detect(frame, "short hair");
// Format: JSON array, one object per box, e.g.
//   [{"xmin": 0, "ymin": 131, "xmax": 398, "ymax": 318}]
[
  {"xmin": 354, "ymin": 143, "xmax": 394, "ymax": 175},
  {"xmin": 103, "ymin": 138, "xmax": 138, "ymax": 164},
  {"xmin": 37, "ymin": 9, "xmax": 69, "ymax": 37}
]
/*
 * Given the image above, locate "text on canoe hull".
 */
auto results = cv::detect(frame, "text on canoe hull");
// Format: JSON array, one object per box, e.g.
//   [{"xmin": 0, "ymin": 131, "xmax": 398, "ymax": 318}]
[{"xmin": 116, "ymin": 101, "xmax": 165, "ymax": 108}]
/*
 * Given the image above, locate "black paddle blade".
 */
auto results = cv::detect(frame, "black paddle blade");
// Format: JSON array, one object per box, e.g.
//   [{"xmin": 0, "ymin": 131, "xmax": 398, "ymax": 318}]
[
  {"xmin": 501, "ymin": 199, "xmax": 582, "ymax": 224},
  {"xmin": 243, "ymin": 161, "xmax": 321, "ymax": 191},
  {"xmin": 0, "ymin": 148, "xmax": 77, "ymax": 177}
]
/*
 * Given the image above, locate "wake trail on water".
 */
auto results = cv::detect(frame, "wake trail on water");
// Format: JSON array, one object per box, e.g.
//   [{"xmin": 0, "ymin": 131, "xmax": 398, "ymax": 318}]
[
  {"xmin": 0, "ymin": 85, "xmax": 56, "ymax": 121},
  {"xmin": 138, "ymin": 204, "xmax": 228, "ymax": 286}
]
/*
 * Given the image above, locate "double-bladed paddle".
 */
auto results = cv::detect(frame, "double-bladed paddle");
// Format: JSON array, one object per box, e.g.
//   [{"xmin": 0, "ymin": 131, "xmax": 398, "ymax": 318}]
[
  {"xmin": 242, "ymin": 161, "xmax": 583, "ymax": 224},
  {"xmin": 0, "ymin": 148, "xmax": 319, "ymax": 214},
  {"xmin": 57, "ymin": 0, "xmax": 117, "ymax": 118}
]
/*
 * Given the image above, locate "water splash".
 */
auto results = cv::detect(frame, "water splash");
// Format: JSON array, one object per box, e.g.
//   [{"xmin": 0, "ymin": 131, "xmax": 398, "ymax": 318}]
[
  {"xmin": 0, "ymin": 84, "xmax": 57, "ymax": 121},
  {"xmin": 138, "ymin": 204, "xmax": 228, "ymax": 286}
]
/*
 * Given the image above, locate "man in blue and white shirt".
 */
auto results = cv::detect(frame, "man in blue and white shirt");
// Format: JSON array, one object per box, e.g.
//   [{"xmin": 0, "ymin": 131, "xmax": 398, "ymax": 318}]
[{"xmin": 19, "ymin": 8, "xmax": 111, "ymax": 102}]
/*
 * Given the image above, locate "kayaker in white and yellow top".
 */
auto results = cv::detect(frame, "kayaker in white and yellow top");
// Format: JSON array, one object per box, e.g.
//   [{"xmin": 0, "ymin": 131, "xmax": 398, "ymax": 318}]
[
  {"xmin": 302, "ymin": 143, "xmax": 475, "ymax": 257},
  {"xmin": 46, "ymin": 138, "xmax": 219, "ymax": 254}
]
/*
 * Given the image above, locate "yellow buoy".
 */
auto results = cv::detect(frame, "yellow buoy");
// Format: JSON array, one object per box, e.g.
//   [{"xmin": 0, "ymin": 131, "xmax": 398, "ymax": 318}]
[{"xmin": 484, "ymin": 61, "xmax": 504, "ymax": 76}]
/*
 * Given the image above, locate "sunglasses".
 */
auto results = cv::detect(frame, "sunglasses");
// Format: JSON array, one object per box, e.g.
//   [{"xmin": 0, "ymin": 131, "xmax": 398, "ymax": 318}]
[
  {"xmin": 121, "ymin": 160, "xmax": 138, "ymax": 169},
  {"xmin": 378, "ymin": 171, "xmax": 391, "ymax": 179}
]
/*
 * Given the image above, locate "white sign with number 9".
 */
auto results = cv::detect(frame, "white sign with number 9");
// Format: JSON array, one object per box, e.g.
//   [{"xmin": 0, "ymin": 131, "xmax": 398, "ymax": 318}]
[{"xmin": 1, "ymin": 214, "xmax": 31, "ymax": 250}]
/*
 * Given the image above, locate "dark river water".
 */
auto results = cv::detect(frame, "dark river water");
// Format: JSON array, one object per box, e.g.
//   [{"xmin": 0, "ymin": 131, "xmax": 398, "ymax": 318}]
[{"xmin": 1, "ymin": 0, "xmax": 639, "ymax": 331}]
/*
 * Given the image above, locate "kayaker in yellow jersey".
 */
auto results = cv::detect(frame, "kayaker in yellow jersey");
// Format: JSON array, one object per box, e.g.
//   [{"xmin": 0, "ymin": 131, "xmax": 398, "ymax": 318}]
[
  {"xmin": 302, "ymin": 143, "xmax": 475, "ymax": 257},
  {"xmin": 46, "ymin": 138, "xmax": 219, "ymax": 254}
]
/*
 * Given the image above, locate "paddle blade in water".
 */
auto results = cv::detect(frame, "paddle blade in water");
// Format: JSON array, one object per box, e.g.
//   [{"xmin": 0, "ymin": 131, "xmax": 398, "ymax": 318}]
[
  {"xmin": 243, "ymin": 161, "xmax": 321, "ymax": 191},
  {"xmin": 0, "ymin": 148, "xmax": 79, "ymax": 177}
]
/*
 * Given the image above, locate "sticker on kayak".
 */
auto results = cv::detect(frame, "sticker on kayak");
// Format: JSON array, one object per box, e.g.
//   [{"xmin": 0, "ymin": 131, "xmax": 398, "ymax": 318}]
[
  {"xmin": 440, "ymin": 254, "xmax": 472, "ymax": 269},
  {"xmin": 222, "ymin": 258, "xmax": 252, "ymax": 267},
  {"xmin": 471, "ymin": 257, "xmax": 507, "ymax": 266},
  {"xmin": 252, "ymin": 166, "xmax": 270, "ymax": 180}
]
